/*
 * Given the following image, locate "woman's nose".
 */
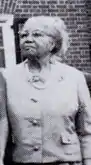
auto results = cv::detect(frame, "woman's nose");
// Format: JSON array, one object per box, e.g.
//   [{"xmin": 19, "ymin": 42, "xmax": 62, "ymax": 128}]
[{"xmin": 26, "ymin": 35, "xmax": 34, "ymax": 43}]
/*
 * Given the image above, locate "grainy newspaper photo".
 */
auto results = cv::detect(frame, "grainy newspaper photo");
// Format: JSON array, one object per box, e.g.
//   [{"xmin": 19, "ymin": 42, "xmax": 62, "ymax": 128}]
[{"xmin": 0, "ymin": 1, "xmax": 91, "ymax": 165}]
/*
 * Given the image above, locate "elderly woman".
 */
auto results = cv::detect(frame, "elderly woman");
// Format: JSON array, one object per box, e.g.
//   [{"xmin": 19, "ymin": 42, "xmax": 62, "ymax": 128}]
[{"xmin": 0, "ymin": 16, "xmax": 91, "ymax": 165}]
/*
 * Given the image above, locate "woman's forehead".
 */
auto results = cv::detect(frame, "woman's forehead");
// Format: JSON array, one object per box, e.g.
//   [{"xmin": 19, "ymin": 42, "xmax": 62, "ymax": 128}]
[{"xmin": 22, "ymin": 17, "xmax": 55, "ymax": 33}]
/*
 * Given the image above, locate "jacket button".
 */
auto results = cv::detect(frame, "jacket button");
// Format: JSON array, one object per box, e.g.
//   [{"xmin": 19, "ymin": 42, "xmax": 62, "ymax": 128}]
[
  {"xmin": 32, "ymin": 119, "xmax": 38, "ymax": 126},
  {"xmin": 33, "ymin": 145, "xmax": 39, "ymax": 151},
  {"xmin": 30, "ymin": 98, "xmax": 38, "ymax": 103}
]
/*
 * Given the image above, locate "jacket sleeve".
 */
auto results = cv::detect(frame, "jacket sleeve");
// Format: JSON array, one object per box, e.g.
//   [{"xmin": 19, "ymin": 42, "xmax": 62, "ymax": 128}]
[
  {"xmin": 76, "ymin": 71, "xmax": 91, "ymax": 165},
  {"xmin": 0, "ymin": 72, "xmax": 8, "ymax": 165}
]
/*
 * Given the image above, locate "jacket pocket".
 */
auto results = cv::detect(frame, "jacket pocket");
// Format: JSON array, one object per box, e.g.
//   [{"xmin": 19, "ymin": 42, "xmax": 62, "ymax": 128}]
[{"xmin": 61, "ymin": 132, "xmax": 78, "ymax": 144}]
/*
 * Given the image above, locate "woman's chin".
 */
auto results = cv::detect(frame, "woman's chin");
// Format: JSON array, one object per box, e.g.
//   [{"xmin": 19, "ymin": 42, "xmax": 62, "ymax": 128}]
[
  {"xmin": 25, "ymin": 53, "xmax": 38, "ymax": 59},
  {"xmin": 23, "ymin": 50, "xmax": 37, "ymax": 57},
  {"xmin": 27, "ymin": 49, "xmax": 36, "ymax": 54}
]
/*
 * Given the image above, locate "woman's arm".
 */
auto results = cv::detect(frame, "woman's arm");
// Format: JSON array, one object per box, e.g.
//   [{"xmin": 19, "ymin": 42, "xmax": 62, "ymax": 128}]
[
  {"xmin": 0, "ymin": 72, "xmax": 8, "ymax": 165},
  {"xmin": 76, "ymin": 71, "xmax": 91, "ymax": 165}
]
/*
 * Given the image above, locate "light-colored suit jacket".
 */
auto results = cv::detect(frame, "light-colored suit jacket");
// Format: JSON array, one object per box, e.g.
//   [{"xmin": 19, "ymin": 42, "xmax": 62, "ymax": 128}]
[{"xmin": 1, "ymin": 60, "xmax": 91, "ymax": 164}]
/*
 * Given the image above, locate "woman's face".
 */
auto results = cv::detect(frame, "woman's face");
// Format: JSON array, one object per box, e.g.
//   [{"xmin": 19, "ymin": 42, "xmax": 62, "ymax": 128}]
[{"xmin": 20, "ymin": 19, "xmax": 55, "ymax": 59}]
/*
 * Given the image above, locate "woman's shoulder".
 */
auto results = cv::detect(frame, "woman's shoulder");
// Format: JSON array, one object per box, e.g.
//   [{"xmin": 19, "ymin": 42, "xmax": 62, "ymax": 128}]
[{"xmin": 55, "ymin": 60, "xmax": 83, "ymax": 80}]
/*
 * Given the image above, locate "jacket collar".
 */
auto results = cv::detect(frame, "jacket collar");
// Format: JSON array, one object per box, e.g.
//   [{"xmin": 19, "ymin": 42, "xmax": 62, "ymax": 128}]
[{"xmin": 19, "ymin": 59, "xmax": 65, "ymax": 84}]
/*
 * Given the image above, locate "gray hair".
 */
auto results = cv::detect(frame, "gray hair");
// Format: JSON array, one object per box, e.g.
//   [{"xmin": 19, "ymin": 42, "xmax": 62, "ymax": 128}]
[{"xmin": 21, "ymin": 16, "xmax": 69, "ymax": 56}]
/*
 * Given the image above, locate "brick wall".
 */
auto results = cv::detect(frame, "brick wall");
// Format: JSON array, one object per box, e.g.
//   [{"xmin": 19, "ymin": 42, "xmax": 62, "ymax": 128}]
[{"xmin": 0, "ymin": 0, "xmax": 91, "ymax": 73}]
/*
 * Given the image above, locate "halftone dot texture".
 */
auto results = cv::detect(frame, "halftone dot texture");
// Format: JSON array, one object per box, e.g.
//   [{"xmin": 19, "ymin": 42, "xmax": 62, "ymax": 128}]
[
  {"xmin": 0, "ymin": 1, "xmax": 91, "ymax": 164},
  {"xmin": 0, "ymin": 0, "xmax": 90, "ymax": 73},
  {"xmin": 0, "ymin": 73, "xmax": 7, "ymax": 119},
  {"xmin": 0, "ymin": 0, "xmax": 91, "ymax": 89}
]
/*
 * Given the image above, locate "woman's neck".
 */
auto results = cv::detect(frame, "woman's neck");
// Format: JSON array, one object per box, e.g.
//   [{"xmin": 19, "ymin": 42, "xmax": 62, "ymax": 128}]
[{"xmin": 27, "ymin": 55, "xmax": 51, "ymax": 72}]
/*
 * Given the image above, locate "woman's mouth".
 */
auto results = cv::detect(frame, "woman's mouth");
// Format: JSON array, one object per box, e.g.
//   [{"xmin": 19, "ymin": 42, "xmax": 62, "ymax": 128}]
[{"xmin": 24, "ymin": 45, "xmax": 36, "ymax": 50}]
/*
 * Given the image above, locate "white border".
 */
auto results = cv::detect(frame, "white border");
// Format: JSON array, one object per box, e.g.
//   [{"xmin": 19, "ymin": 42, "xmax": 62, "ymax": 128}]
[{"xmin": 0, "ymin": 14, "xmax": 16, "ymax": 68}]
